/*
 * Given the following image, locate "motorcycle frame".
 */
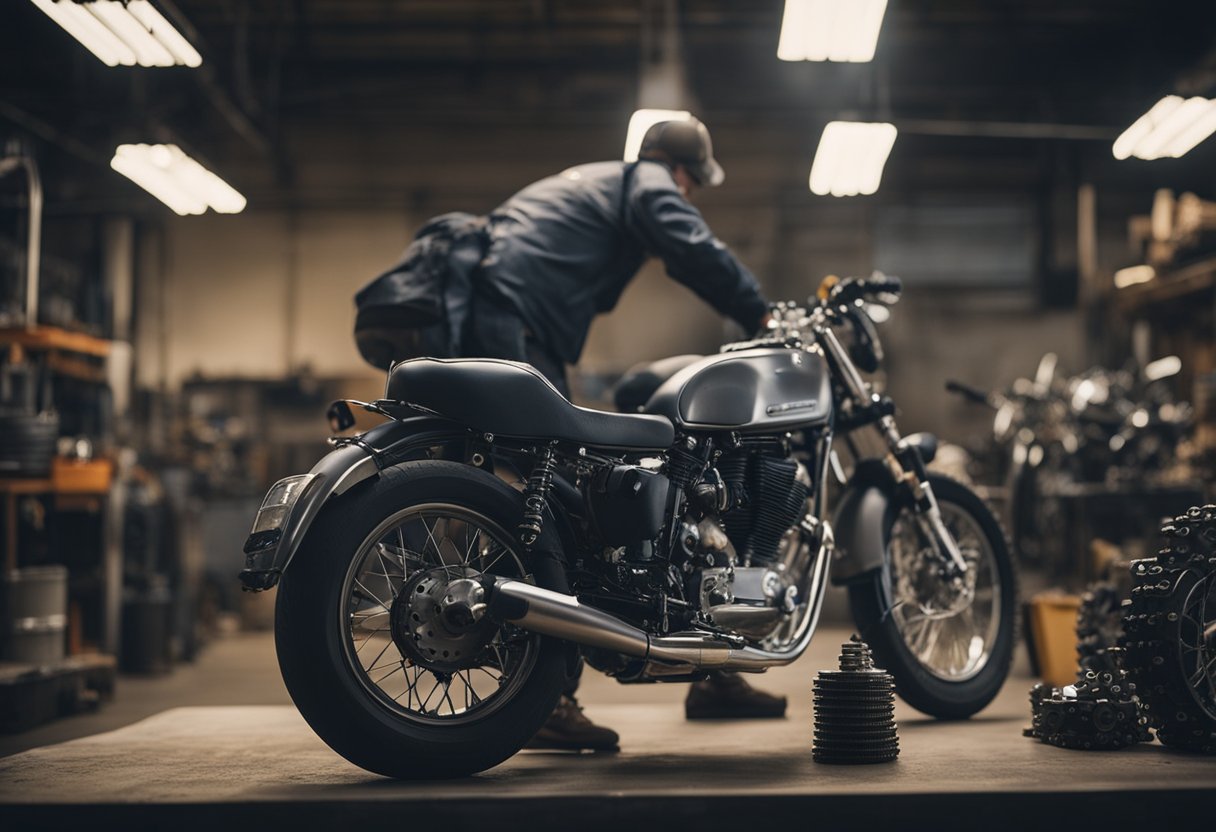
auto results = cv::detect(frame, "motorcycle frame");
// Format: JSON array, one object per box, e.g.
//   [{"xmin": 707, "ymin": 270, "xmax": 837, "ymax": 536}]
[{"xmin": 240, "ymin": 300, "xmax": 964, "ymax": 636}]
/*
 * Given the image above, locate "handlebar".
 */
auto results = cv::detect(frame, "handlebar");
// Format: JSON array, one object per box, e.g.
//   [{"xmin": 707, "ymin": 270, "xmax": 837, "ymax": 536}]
[
  {"xmin": 827, "ymin": 274, "xmax": 903, "ymax": 306},
  {"xmin": 745, "ymin": 272, "xmax": 903, "ymax": 352}
]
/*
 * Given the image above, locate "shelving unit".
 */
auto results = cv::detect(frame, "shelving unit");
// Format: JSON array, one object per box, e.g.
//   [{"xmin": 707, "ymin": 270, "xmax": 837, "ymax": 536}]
[
  {"xmin": 1114, "ymin": 258, "xmax": 1216, "ymax": 458},
  {"xmin": 0, "ymin": 325, "xmax": 111, "ymax": 359},
  {"xmin": 0, "ymin": 325, "xmax": 121, "ymax": 656}
]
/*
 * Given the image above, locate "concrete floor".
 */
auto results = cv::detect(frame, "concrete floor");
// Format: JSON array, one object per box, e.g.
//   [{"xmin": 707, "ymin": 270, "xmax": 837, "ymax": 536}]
[{"xmin": 1, "ymin": 627, "xmax": 1213, "ymax": 831}]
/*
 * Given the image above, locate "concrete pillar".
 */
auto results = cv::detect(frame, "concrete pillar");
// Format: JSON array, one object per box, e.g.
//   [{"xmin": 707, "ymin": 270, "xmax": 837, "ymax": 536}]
[
  {"xmin": 102, "ymin": 218, "xmax": 135, "ymax": 427},
  {"xmin": 1076, "ymin": 183, "xmax": 1097, "ymax": 302}
]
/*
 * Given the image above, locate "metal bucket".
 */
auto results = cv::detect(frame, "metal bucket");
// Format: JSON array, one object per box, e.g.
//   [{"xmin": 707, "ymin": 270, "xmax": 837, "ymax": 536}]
[{"xmin": 2, "ymin": 566, "xmax": 68, "ymax": 664}]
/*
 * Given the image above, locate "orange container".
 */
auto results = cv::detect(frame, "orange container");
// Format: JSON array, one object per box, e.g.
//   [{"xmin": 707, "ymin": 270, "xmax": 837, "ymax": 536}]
[
  {"xmin": 1027, "ymin": 592, "xmax": 1083, "ymax": 687},
  {"xmin": 51, "ymin": 458, "xmax": 113, "ymax": 494}
]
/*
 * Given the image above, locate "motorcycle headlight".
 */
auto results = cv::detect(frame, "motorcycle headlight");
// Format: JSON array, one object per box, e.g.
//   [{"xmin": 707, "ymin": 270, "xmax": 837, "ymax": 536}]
[{"xmin": 251, "ymin": 474, "xmax": 314, "ymax": 535}]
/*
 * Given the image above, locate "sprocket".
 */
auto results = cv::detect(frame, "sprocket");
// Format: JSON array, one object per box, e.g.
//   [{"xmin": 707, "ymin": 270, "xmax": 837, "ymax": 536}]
[
  {"xmin": 1076, "ymin": 579, "xmax": 1124, "ymax": 672},
  {"xmin": 1024, "ymin": 651, "xmax": 1151, "ymax": 751},
  {"xmin": 1119, "ymin": 504, "xmax": 1216, "ymax": 754}
]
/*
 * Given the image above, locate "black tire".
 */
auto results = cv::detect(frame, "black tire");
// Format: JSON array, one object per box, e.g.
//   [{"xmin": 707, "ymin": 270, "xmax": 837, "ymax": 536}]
[
  {"xmin": 275, "ymin": 459, "xmax": 569, "ymax": 779},
  {"xmin": 849, "ymin": 475, "xmax": 1019, "ymax": 719}
]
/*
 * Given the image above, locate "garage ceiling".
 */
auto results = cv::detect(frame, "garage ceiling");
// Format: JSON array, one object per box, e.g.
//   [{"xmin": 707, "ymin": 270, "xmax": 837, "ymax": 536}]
[{"xmin": 3, "ymin": 0, "xmax": 1215, "ymax": 208}]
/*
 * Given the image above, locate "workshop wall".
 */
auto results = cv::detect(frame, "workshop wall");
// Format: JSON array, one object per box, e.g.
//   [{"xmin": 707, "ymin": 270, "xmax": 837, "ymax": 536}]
[{"xmin": 133, "ymin": 119, "xmax": 1105, "ymax": 439}]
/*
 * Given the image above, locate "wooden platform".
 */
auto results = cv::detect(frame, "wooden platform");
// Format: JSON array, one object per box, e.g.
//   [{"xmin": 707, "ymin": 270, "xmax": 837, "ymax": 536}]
[{"xmin": 0, "ymin": 630, "xmax": 1211, "ymax": 831}]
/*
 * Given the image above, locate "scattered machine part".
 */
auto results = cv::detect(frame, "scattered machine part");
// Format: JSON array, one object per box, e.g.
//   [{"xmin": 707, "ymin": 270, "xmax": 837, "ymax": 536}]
[
  {"xmin": 1024, "ymin": 648, "xmax": 1151, "ymax": 750},
  {"xmin": 813, "ymin": 637, "xmax": 900, "ymax": 764},
  {"xmin": 1076, "ymin": 580, "xmax": 1125, "ymax": 672},
  {"xmin": 1120, "ymin": 504, "xmax": 1216, "ymax": 754}
]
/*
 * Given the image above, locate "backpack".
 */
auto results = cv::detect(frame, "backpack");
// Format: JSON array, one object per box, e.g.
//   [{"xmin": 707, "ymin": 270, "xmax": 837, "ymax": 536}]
[{"xmin": 354, "ymin": 212, "xmax": 488, "ymax": 370}]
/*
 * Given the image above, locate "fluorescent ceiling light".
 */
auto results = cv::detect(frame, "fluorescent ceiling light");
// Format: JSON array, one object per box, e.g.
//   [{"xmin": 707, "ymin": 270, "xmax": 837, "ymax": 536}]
[
  {"xmin": 30, "ymin": 0, "xmax": 202, "ymax": 67},
  {"xmin": 1113, "ymin": 95, "xmax": 1216, "ymax": 160},
  {"xmin": 124, "ymin": 1, "xmax": 201, "ymax": 66},
  {"xmin": 624, "ymin": 109, "xmax": 691, "ymax": 162},
  {"xmin": 777, "ymin": 0, "xmax": 888, "ymax": 63},
  {"xmin": 111, "ymin": 144, "xmax": 246, "ymax": 215},
  {"xmin": 1113, "ymin": 264, "xmax": 1155, "ymax": 289},
  {"xmin": 809, "ymin": 121, "xmax": 897, "ymax": 197}
]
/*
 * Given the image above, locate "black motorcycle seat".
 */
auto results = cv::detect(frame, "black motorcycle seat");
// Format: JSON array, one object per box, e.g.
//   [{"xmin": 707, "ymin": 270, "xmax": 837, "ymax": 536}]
[
  {"xmin": 613, "ymin": 354, "xmax": 705, "ymax": 413},
  {"xmin": 387, "ymin": 357, "xmax": 676, "ymax": 450}
]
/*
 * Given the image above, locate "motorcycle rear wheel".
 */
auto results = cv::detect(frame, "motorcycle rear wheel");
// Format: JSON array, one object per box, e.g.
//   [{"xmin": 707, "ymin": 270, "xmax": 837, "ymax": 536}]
[
  {"xmin": 848, "ymin": 474, "xmax": 1018, "ymax": 719},
  {"xmin": 275, "ymin": 460, "xmax": 569, "ymax": 779}
]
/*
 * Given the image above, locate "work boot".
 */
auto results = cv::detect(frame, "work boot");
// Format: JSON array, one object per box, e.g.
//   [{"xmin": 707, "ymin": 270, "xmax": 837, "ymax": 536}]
[
  {"xmin": 685, "ymin": 671, "xmax": 787, "ymax": 720},
  {"xmin": 526, "ymin": 695, "xmax": 620, "ymax": 752}
]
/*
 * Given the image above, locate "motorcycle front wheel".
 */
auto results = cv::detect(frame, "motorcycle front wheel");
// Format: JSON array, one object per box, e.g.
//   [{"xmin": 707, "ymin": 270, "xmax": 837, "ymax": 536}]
[
  {"xmin": 848, "ymin": 474, "xmax": 1018, "ymax": 719},
  {"xmin": 275, "ymin": 460, "xmax": 570, "ymax": 779}
]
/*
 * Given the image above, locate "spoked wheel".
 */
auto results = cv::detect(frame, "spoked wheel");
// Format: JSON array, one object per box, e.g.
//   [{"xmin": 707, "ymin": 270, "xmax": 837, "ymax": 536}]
[
  {"xmin": 1177, "ymin": 570, "xmax": 1216, "ymax": 724},
  {"xmin": 343, "ymin": 504, "xmax": 535, "ymax": 723},
  {"xmin": 276, "ymin": 461, "xmax": 569, "ymax": 779},
  {"xmin": 849, "ymin": 475, "xmax": 1018, "ymax": 719},
  {"xmin": 886, "ymin": 503, "xmax": 1002, "ymax": 681}
]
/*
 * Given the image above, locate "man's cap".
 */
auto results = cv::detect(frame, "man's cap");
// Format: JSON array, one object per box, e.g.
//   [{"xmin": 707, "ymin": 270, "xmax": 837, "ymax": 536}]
[{"xmin": 639, "ymin": 116, "xmax": 725, "ymax": 187}]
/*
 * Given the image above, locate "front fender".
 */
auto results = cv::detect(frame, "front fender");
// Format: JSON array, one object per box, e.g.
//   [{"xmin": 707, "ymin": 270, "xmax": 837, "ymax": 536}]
[
  {"xmin": 830, "ymin": 460, "xmax": 897, "ymax": 585},
  {"xmin": 239, "ymin": 416, "xmax": 466, "ymax": 590}
]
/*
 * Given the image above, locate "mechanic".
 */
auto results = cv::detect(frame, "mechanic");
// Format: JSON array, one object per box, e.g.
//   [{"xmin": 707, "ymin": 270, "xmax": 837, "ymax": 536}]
[{"xmin": 462, "ymin": 116, "xmax": 786, "ymax": 752}]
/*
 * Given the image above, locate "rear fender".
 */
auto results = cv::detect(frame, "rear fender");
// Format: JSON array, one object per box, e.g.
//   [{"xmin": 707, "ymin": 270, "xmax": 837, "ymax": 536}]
[
  {"xmin": 239, "ymin": 415, "xmax": 467, "ymax": 590},
  {"xmin": 830, "ymin": 459, "xmax": 898, "ymax": 585}
]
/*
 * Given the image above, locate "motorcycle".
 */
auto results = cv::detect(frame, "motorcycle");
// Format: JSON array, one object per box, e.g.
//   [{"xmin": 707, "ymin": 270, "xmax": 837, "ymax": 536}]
[
  {"xmin": 948, "ymin": 352, "xmax": 1193, "ymax": 569},
  {"xmin": 239, "ymin": 273, "xmax": 1018, "ymax": 779}
]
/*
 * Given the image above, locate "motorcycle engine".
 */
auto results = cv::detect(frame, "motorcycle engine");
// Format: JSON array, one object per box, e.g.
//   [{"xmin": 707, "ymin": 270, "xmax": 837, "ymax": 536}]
[
  {"xmin": 675, "ymin": 442, "xmax": 812, "ymax": 639},
  {"xmin": 715, "ymin": 445, "xmax": 810, "ymax": 565}
]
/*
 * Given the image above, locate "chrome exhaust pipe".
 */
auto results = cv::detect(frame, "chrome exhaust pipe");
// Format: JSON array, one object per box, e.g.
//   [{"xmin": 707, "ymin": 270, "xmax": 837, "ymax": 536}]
[
  {"xmin": 486, "ymin": 580, "xmax": 652, "ymax": 658},
  {"xmin": 487, "ymin": 521, "xmax": 833, "ymax": 674}
]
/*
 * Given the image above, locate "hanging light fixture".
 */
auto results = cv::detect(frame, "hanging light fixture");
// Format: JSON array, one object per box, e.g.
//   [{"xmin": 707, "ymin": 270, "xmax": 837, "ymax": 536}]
[
  {"xmin": 111, "ymin": 144, "xmax": 245, "ymax": 215},
  {"xmin": 777, "ymin": 0, "xmax": 888, "ymax": 63},
  {"xmin": 809, "ymin": 121, "xmax": 898, "ymax": 197},
  {"xmin": 29, "ymin": 0, "xmax": 202, "ymax": 68},
  {"xmin": 1113, "ymin": 96, "xmax": 1216, "ymax": 160}
]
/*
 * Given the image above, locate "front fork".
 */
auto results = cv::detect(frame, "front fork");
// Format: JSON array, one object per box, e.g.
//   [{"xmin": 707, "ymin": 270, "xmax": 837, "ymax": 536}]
[
  {"xmin": 819, "ymin": 325, "xmax": 967, "ymax": 580},
  {"xmin": 877, "ymin": 414, "xmax": 968, "ymax": 579}
]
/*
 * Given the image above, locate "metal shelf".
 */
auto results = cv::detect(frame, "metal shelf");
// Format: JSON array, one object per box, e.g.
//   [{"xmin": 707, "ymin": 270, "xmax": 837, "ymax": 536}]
[{"xmin": 0, "ymin": 325, "xmax": 112, "ymax": 358}]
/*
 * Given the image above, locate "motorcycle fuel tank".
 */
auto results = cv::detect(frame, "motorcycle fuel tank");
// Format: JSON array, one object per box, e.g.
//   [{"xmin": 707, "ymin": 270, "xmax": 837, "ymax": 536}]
[{"xmin": 644, "ymin": 347, "xmax": 832, "ymax": 431}]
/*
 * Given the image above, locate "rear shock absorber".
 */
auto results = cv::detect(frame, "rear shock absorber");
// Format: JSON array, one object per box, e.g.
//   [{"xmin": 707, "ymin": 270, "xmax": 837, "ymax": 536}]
[{"xmin": 518, "ymin": 442, "xmax": 557, "ymax": 548}]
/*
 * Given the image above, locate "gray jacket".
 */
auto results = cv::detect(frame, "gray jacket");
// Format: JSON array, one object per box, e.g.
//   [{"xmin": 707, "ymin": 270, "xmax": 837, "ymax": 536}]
[{"xmin": 478, "ymin": 160, "xmax": 768, "ymax": 364}]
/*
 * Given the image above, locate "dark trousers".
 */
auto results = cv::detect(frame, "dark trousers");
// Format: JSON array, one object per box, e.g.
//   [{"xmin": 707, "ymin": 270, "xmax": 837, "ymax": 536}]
[{"xmin": 463, "ymin": 294, "xmax": 570, "ymax": 397}]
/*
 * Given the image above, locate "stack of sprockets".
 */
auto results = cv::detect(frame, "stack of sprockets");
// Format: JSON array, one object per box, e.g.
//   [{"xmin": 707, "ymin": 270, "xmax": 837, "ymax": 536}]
[
  {"xmin": 812, "ymin": 637, "xmax": 900, "ymax": 764},
  {"xmin": 1024, "ymin": 649, "xmax": 1151, "ymax": 750},
  {"xmin": 1027, "ymin": 504, "xmax": 1216, "ymax": 754},
  {"xmin": 1120, "ymin": 504, "xmax": 1216, "ymax": 754}
]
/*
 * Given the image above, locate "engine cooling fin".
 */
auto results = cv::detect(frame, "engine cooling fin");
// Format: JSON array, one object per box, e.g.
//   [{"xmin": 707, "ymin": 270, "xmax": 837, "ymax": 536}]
[
  {"xmin": 721, "ymin": 452, "xmax": 808, "ymax": 563},
  {"xmin": 812, "ymin": 637, "xmax": 900, "ymax": 764}
]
